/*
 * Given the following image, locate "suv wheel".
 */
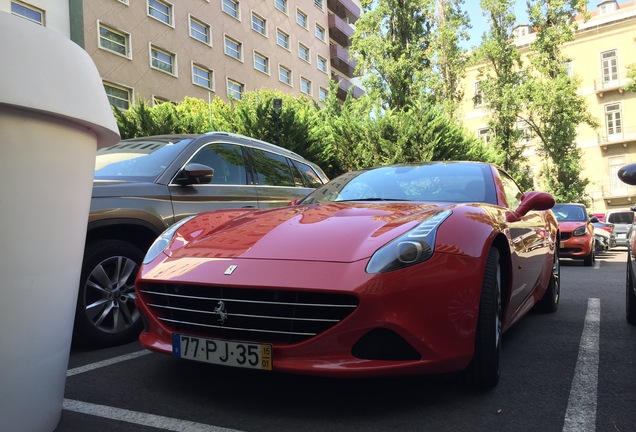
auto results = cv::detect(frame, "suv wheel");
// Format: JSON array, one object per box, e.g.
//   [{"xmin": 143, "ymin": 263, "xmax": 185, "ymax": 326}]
[{"xmin": 73, "ymin": 239, "xmax": 144, "ymax": 348}]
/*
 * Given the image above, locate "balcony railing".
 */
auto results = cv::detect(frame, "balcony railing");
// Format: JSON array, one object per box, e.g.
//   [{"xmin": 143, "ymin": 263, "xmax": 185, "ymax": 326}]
[
  {"xmin": 330, "ymin": 44, "xmax": 356, "ymax": 77},
  {"xmin": 327, "ymin": 0, "xmax": 360, "ymax": 23},
  {"xmin": 594, "ymin": 76, "xmax": 629, "ymax": 97},
  {"xmin": 597, "ymin": 126, "xmax": 636, "ymax": 150},
  {"xmin": 332, "ymin": 74, "xmax": 364, "ymax": 100},
  {"xmin": 328, "ymin": 13, "xmax": 354, "ymax": 48}
]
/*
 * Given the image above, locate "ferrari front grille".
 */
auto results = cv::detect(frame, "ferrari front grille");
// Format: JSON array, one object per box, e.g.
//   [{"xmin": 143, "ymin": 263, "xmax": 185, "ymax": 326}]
[{"xmin": 139, "ymin": 283, "xmax": 359, "ymax": 344}]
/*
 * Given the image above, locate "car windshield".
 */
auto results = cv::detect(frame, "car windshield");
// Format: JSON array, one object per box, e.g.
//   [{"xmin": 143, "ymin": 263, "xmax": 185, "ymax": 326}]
[
  {"xmin": 552, "ymin": 204, "xmax": 587, "ymax": 222},
  {"xmin": 95, "ymin": 138, "xmax": 193, "ymax": 181},
  {"xmin": 299, "ymin": 163, "xmax": 496, "ymax": 205}
]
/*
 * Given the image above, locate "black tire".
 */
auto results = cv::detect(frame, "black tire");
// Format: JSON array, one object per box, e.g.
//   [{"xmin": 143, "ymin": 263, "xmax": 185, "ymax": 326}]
[
  {"xmin": 73, "ymin": 239, "xmax": 145, "ymax": 348},
  {"xmin": 465, "ymin": 248, "xmax": 502, "ymax": 389},
  {"xmin": 536, "ymin": 248, "xmax": 560, "ymax": 313},
  {"xmin": 583, "ymin": 248, "xmax": 595, "ymax": 267},
  {"xmin": 626, "ymin": 250, "xmax": 636, "ymax": 326}
]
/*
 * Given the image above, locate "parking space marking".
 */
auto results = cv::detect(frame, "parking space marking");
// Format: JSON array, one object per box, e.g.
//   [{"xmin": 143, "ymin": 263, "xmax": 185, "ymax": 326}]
[
  {"xmin": 67, "ymin": 350, "xmax": 152, "ymax": 377},
  {"xmin": 562, "ymin": 298, "xmax": 600, "ymax": 432},
  {"xmin": 63, "ymin": 399, "xmax": 245, "ymax": 432}
]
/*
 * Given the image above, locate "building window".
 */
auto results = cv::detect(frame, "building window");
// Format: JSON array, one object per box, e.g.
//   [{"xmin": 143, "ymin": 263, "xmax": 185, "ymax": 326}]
[
  {"xmin": 224, "ymin": 36, "xmax": 242, "ymax": 61},
  {"xmin": 148, "ymin": 0, "xmax": 173, "ymax": 26},
  {"xmin": 227, "ymin": 78, "xmax": 244, "ymax": 100},
  {"xmin": 104, "ymin": 82, "xmax": 131, "ymax": 110},
  {"xmin": 11, "ymin": 1, "xmax": 44, "ymax": 25},
  {"xmin": 599, "ymin": 2, "xmax": 617, "ymax": 14},
  {"xmin": 564, "ymin": 60, "xmax": 573, "ymax": 78},
  {"xmin": 601, "ymin": 50, "xmax": 618, "ymax": 83},
  {"xmin": 315, "ymin": 24, "xmax": 326, "ymax": 42},
  {"xmin": 314, "ymin": 0, "xmax": 324, "ymax": 10},
  {"xmin": 192, "ymin": 64, "xmax": 213, "ymax": 89},
  {"xmin": 473, "ymin": 81, "xmax": 483, "ymax": 106},
  {"xmin": 251, "ymin": 12, "xmax": 267, "ymax": 36},
  {"xmin": 300, "ymin": 77, "xmax": 312, "ymax": 95},
  {"xmin": 605, "ymin": 103, "xmax": 622, "ymax": 138},
  {"xmin": 189, "ymin": 16, "xmax": 210, "ymax": 45},
  {"xmin": 98, "ymin": 23, "xmax": 130, "ymax": 57},
  {"xmin": 317, "ymin": 55, "xmax": 328, "ymax": 73},
  {"xmin": 477, "ymin": 127, "xmax": 491, "ymax": 144},
  {"xmin": 222, "ymin": 0, "xmax": 240, "ymax": 19},
  {"xmin": 279, "ymin": 65, "xmax": 292, "ymax": 85},
  {"xmin": 254, "ymin": 52, "xmax": 269, "ymax": 74},
  {"xmin": 150, "ymin": 45, "xmax": 176, "ymax": 75},
  {"xmin": 275, "ymin": 0, "xmax": 287, "ymax": 14},
  {"xmin": 153, "ymin": 95, "xmax": 171, "ymax": 106},
  {"xmin": 609, "ymin": 156, "xmax": 628, "ymax": 196},
  {"xmin": 516, "ymin": 121, "xmax": 534, "ymax": 146},
  {"xmin": 319, "ymin": 87, "xmax": 328, "ymax": 102},
  {"xmin": 298, "ymin": 43, "xmax": 310, "ymax": 62},
  {"xmin": 277, "ymin": 29, "xmax": 290, "ymax": 50},
  {"xmin": 296, "ymin": 9, "xmax": 308, "ymax": 28}
]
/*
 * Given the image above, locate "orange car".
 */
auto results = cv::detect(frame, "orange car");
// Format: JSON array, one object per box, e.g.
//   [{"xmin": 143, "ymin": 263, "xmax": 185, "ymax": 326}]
[{"xmin": 552, "ymin": 203, "xmax": 595, "ymax": 266}]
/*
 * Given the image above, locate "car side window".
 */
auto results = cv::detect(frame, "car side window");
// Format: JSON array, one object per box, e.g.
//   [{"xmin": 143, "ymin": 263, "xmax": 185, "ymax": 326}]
[
  {"xmin": 250, "ymin": 148, "xmax": 296, "ymax": 187},
  {"xmin": 292, "ymin": 160, "xmax": 324, "ymax": 188},
  {"xmin": 189, "ymin": 143, "xmax": 248, "ymax": 185},
  {"xmin": 499, "ymin": 170, "xmax": 522, "ymax": 209}
]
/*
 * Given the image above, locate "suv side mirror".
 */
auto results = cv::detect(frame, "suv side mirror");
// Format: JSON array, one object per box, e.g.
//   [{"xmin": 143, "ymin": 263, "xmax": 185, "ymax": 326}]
[
  {"xmin": 618, "ymin": 164, "xmax": 636, "ymax": 186},
  {"xmin": 174, "ymin": 163, "xmax": 214, "ymax": 185}
]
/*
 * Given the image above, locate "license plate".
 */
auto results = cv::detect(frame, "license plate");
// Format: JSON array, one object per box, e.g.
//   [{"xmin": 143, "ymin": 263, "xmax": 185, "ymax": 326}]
[
  {"xmin": 173, "ymin": 334, "xmax": 272, "ymax": 370},
  {"xmin": 618, "ymin": 234, "xmax": 626, "ymax": 239},
  {"xmin": 560, "ymin": 241, "xmax": 565, "ymax": 248}
]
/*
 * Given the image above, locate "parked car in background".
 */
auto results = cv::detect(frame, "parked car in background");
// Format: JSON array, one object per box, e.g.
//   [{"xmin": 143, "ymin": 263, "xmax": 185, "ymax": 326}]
[
  {"xmin": 590, "ymin": 216, "xmax": 616, "ymax": 250},
  {"xmin": 552, "ymin": 203, "xmax": 595, "ymax": 266},
  {"xmin": 75, "ymin": 133, "xmax": 328, "ymax": 348},
  {"xmin": 135, "ymin": 161, "xmax": 559, "ymax": 389},
  {"xmin": 616, "ymin": 164, "xmax": 636, "ymax": 325},
  {"xmin": 605, "ymin": 209, "xmax": 635, "ymax": 247}
]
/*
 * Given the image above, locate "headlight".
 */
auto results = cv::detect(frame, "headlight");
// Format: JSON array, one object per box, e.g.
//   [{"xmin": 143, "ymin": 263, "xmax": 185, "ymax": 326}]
[
  {"xmin": 143, "ymin": 216, "xmax": 196, "ymax": 264},
  {"xmin": 366, "ymin": 210, "xmax": 451, "ymax": 273},
  {"xmin": 573, "ymin": 225, "xmax": 587, "ymax": 237}
]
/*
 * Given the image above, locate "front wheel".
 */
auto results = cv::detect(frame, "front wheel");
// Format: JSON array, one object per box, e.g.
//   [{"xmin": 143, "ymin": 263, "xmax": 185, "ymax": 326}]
[
  {"xmin": 465, "ymin": 248, "xmax": 502, "ymax": 389},
  {"xmin": 73, "ymin": 239, "xmax": 145, "ymax": 348},
  {"xmin": 627, "ymin": 251, "xmax": 636, "ymax": 325},
  {"xmin": 583, "ymin": 248, "xmax": 595, "ymax": 267}
]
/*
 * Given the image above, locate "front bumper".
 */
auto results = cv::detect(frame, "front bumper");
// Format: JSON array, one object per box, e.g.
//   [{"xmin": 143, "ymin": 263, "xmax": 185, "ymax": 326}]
[{"xmin": 136, "ymin": 252, "xmax": 484, "ymax": 377}]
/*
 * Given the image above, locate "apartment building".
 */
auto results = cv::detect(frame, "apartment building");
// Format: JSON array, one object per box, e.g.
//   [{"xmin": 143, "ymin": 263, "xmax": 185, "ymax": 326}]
[
  {"xmin": 3, "ymin": 0, "xmax": 362, "ymax": 109},
  {"xmin": 461, "ymin": 0, "xmax": 636, "ymax": 213}
]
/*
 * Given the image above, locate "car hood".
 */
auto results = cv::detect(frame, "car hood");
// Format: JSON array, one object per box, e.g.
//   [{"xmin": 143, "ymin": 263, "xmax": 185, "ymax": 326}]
[{"xmin": 170, "ymin": 202, "xmax": 447, "ymax": 263}]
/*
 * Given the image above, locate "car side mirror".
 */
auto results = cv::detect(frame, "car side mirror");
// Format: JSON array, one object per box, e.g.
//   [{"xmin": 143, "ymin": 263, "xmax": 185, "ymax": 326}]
[
  {"xmin": 618, "ymin": 164, "xmax": 636, "ymax": 186},
  {"xmin": 174, "ymin": 163, "xmax": 214, "ymax": 185},
  {"xmin": 590, "ymin": 216, "xmax": 599, "ymax": 223},
  {"xmin": 506, "ymin": 191, "xmax": 555, "ymax": 223}
]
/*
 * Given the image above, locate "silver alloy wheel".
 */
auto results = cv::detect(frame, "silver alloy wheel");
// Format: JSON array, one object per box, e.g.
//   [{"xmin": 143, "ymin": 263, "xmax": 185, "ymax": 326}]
[{"xmin": 83, "ymin": 255, "xmax": 140, "ymax": 334}]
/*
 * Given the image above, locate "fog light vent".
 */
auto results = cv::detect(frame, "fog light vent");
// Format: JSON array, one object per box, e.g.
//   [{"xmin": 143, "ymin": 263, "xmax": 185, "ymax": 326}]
[{"xmin": 352, "ymin": 328, "xmax": 421, "ymax": 361}]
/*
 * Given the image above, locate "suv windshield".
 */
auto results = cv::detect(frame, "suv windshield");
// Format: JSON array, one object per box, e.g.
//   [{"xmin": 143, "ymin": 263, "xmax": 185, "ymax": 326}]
[
  {"xmin": 552, "ymin": 204, "xmax": 587, "ymax": 222},
  {"xmin": 95, "ymin": 138, "xmax": 193, "ymax": 181}
]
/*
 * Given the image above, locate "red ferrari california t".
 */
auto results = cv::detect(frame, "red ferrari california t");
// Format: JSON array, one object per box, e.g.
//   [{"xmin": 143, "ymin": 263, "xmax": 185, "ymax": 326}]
[{"xmin": 135, "ymin": 162, "xmax": 560, "ymax": 389}]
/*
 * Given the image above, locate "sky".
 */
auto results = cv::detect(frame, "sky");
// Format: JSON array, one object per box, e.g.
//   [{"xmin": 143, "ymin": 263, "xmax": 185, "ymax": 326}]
[{"xmin": 463, "ymin": 1, "xmax": 596, "ymax": 48}]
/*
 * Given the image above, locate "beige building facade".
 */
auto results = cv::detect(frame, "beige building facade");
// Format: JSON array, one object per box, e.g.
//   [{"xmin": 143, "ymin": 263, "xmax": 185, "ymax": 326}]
[
  {"xmin": 3, "ymin": 0, "xmax": 362, "ymax": 109},
  {"xmin": 460, "ymin": 0, "xmax": 636, "ymax": 214}
]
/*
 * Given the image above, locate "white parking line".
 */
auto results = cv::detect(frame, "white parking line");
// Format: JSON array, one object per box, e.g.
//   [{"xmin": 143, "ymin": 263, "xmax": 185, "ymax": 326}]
[
  {"xmin": 63, "ymin": 399, "xmax": 245, "ymax": 432},
  {"xmin": 562, "ymin": 298, "xmax": 600, "ymax": 432},
  {"xmin": 67, "ymin": 350, "xmax": 152, "ymax": 377}
]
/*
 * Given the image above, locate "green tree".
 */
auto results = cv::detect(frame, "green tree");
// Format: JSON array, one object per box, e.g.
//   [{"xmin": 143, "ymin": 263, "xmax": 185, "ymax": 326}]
[
  {"xmin": 351, "ymin": 0, "xmax": 436, "ymax": 110},
  {"xmin": 625, "ymin": 63, "xmax": 636, "ymax": 92},
  {"xmin": 474, "ymin": 0, "xmax": 532, "ymax": 189},
  {"xmin": 430, "ymin": 0, "xmax": 471, "ymax": 116},
  {"xmin": 520, "ymin": 0, "xmax": 597, "ymax": 202}
]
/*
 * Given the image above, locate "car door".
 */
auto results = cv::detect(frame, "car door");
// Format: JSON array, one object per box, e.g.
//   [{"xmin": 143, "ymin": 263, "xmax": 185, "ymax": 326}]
[
  {"xmin": 498, "ymin": 170, "xmax": 549, "ymax": 315},
  {"xmin": 169, "ymin": 142, "xmax": 259, "ymax": 219},
  {"xmin": 247, "ymin": 148, "xmax": 316, "ymax": 208}
]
